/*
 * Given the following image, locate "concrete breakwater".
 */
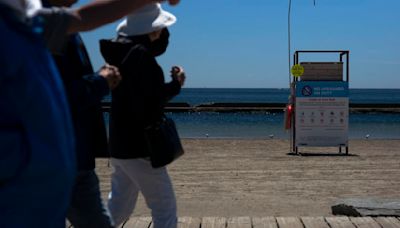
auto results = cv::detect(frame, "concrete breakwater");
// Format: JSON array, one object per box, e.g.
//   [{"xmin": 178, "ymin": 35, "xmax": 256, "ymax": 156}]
[{"xmin": 101, "ymin": 102, "xmax": 400, "ymax": 113}]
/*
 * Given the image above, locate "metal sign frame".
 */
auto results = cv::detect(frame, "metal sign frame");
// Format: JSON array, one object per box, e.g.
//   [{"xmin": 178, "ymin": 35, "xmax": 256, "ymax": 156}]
[{"xmin": 291, "ymin": 50, "xmax": 350, "ymax": 154}]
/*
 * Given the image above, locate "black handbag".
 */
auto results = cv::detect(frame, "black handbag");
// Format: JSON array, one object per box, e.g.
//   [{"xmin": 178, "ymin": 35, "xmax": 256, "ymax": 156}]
[{"xmin": 144, "ymin": 116, "xmax": 184, "ymax": 168}]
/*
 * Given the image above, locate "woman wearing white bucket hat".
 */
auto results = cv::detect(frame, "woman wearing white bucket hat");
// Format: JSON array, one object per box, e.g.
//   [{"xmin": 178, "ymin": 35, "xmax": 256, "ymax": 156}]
[{"xmin": 100, "ymin": 3, "xmax": 185, "ymax": 228}]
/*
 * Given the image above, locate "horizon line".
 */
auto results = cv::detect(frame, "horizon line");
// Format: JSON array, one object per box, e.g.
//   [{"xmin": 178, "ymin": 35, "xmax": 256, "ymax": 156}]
[{"xmin": 181, "ymin": 87, "xmax": 400, "ymax": 90}]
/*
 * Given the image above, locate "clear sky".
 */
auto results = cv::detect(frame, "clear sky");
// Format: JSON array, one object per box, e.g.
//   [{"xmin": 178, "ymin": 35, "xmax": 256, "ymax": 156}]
[{"xmin": 77, "ymin": 0, "xmax": 400, "ymax": 89}]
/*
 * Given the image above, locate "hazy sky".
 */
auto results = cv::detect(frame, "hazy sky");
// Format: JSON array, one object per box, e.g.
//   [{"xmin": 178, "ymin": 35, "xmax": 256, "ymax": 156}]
[{"xmin": 78, "ymin": 0, "xmax": 400, "ymax": 88}]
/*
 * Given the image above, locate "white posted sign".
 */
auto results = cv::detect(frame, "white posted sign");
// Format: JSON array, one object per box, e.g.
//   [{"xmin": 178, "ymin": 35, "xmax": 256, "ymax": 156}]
[{"xmin": 295, "ymin": 81, "xmax": 349, "ymax": 147}]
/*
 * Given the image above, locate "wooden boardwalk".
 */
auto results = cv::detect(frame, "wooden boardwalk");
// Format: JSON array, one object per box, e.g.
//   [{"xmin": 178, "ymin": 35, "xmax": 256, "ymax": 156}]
[{"xmin": 113, "ymin": 216, "xmax": 400, "ymax": 228}]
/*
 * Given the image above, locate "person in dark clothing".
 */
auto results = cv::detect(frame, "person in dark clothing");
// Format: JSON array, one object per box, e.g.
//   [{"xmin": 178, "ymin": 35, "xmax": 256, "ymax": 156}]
[
  {"xmin": 1, "ymin": 0, "xmax": 181, "ymax": 227},
  {"xmin": 43, "ymin": 0, "xmax": 120, "ymax": 227},
  {"xmin": 99, "ymin": 3, "xmax": 185, "ymax": 228},
  {"xmin": 0, "ymin": 2, "xmax": 76, "ymax": 227},
  {"xmin": 54, "ymin": 35, "xmax": 119, "ymax": 227}
]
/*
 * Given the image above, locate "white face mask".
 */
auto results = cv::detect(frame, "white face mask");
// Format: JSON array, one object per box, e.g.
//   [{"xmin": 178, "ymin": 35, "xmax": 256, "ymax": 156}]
[{"xmin": 0, "ymin": 0, "xmax": 41, "ymax": 15}]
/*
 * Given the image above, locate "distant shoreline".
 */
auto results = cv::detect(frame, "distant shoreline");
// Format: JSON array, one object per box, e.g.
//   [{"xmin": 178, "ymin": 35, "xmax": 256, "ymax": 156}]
[
  {"xmin": 180, "ymin": 87, "xmax": 400, "ymax": 90},
  {"xmin": 102, "ymin": 102, "xmax": 400, "ymax": 113}
]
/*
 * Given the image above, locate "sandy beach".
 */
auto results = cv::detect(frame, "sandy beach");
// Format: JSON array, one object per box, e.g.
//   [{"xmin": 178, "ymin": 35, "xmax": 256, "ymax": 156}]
[{"xmin": 95, "ymin": 139, "xmax": 400, "ymax": 217}]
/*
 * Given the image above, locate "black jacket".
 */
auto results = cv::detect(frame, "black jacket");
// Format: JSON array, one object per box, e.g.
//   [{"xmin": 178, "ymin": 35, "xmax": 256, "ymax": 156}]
[
  {"xmin": 53, "ymin": 34, "xmax": 109, "ymax": 170},
  {"xmin": 100, "ymin": 35, "xmax": 181, "ymax": 159}
]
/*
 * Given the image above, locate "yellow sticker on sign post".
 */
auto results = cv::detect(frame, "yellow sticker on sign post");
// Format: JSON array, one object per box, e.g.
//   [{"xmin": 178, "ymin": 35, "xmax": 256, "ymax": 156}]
[{"xmin": 291, "ymin": 64, "xmax": 304, "ymax": 77}]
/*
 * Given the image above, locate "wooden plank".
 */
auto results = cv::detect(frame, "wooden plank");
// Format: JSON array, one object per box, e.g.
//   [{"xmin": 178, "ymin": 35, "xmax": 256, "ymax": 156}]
[
  {"xmin": 122, "ymin": 217, "xmax": 152, "ymax": 228},
  {"xmin": 178, "ymin": 217, "xmax": 201, "ymax": 228},
  {"xmin": 94, "ymin": 216, "xmax": 400, "ymax": 228},
  {"xmin": 325, "ymin": 217, "xmax": 356, "ymax": 228},
  {"xmin": 252, "ymin": 217, "xmax": 278, "ymax": 228},
  {"xmin": 201, "ymin": 217, "xmax": 227, "ymax": 228},
  {"xmin": 374, "ymin": 217, "xmax": 400, "ymax": 228},
  {"xmin": 301, "ymin": 217, "xmax": 330, "ymax": 228},
  {"xmin": 276, "ymin": 217, "xmax": 303, "ymax": 228},
  {"xmin": 227, "ymin": 217, "xmax": 252, "ymax": 228},
  {"xmin": 349, "ymin": 217, "xmax": 382, "ymax": 228}
]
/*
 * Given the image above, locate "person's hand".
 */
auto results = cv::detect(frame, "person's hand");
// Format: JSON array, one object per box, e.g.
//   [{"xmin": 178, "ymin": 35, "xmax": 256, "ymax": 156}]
[
  {"xmin": 98, "ymin": 64, "xmax": 122, "ymax": 90},
  {"xmin": 170, "ymin": 66, "xmax": 186, "ymax": 86}
]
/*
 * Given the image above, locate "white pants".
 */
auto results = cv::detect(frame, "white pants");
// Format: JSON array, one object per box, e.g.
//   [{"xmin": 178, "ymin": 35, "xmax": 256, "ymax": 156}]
[{"xmin": 107, "ymin": 158, "xmax": 177, "ymax": 228}]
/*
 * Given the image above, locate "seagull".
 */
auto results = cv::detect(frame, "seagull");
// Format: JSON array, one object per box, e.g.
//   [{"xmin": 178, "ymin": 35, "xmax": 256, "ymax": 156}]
[
  {"xmin": 365, "ymin": 134, "xmax": 370, "ymax": 139},
  {"xmin": 269, "ymin": 134, "xmax": 274, "ymax": 139}
]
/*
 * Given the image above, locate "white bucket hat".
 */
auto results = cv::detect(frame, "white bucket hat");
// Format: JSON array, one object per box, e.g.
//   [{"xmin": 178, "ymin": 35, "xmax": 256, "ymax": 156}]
[{"xmin": 117, "ymin": 3, "xmax": 176, "ymax": 36}]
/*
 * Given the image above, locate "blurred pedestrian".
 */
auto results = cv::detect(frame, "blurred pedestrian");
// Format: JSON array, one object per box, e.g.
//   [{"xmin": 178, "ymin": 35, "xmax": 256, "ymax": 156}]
[
  {"xmin": 42, "ymin": 0, "xmax": 120, "ymax": 226},
  {"xmin": 0, "ymin": 0, "xmax": 181, "ymax": 227},
  {"xmin": 0, "ymin": 1, "xmax": 76, "ymax": 227}
]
